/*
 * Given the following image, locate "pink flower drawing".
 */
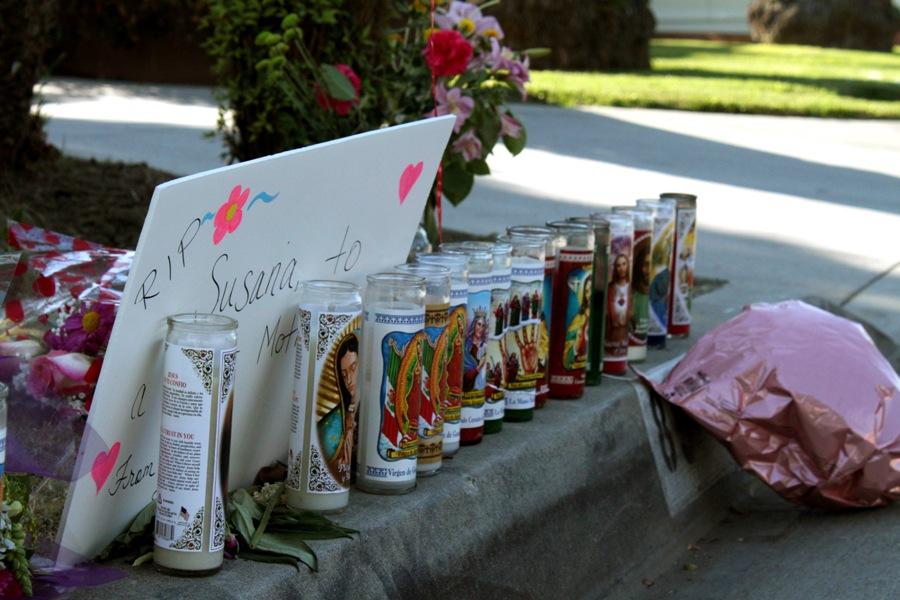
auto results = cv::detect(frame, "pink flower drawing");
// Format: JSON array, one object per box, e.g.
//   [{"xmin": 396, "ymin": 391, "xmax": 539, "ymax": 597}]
[{"xmin": 213, "ymin": 185, "xmax": 250, "ymax": 245}]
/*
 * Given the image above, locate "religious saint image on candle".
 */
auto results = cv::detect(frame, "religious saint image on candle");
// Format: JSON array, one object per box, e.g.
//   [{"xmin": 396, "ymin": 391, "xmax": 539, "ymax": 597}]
[
  {"xmin": 606, "ymin": 244, "xmax": 633, "ymax": 356},
  {"xmin": 650, "ymin": 221, "xmax": 674, "ymax": 333},
  {"xmin": 676, "ymin": 218, "xmax": 697, "ymax": 317},
  {"xmin": 505, "ymin": 278, "xmax": 543, "ymax": 387},
  {"xmin": 421, "ymin": 316, "xmax": 449, "ymax": 439},
  {"xmin": 442, "ymin": 306, "xmax": 467, "ymax": 423},
  {"xmin": 378, "ymin": 330, "xmax": 426, "ymax": 461},
  {"xmin": 629, "ymin": 231, "xmax": 652, "ymax": 346},
  {"xmin": 316, "ymin": 325, "xmax": 362, "ymax": 487},
  {"xmin": 463, "ymin": 302, "xmax": 489, "ymax": 395},
  {"xmin": 563, "ymin": 271, "xmax": 592, "ymax": 371}
]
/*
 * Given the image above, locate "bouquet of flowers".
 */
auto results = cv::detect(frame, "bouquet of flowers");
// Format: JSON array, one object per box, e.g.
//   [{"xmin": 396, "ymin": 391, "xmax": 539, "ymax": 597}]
[{"xmin": 1, "ymin": 222, "xmax": 132, "ymax": 553}]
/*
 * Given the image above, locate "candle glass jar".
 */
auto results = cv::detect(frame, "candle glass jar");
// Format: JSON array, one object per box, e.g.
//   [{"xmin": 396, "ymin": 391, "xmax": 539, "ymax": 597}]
[
  {"xmin": 155, "ymin": 313, "xmax": 238, "ymax": 576},
  {"xmin": 415, "ymin": 253, "xmax": 468, "ymax": 457},
  {"xmin": 357, "ymin": 273, "xmax": 425, "ymax": 494},
  {"xmin": 636, "ymin": 199, "xmax": 676, "ymax": 349},
  {"xmin": 496, "ymin": 235, "xmax": 545, "ymax": 421},
  {"xmin": 439, "ymin": 242, "xmax": 493, "ymax": 445},
  {"xmin": 567, "ymin": 217, "xmax": 611, "ymax": 386},
  {"xmin": 394, "ymin": 263, "xmax": 450, "ymax": 476},
  {"xmin": 612, "ymin": 206, "xmax": 654, "ymax": 363},
  {"xmin": 286, "ymin": 281, "xmax": 362, "ymax": 514},
  {"xmin": 660, "ymin": 193, "xmax": 698, "ymax": 338},
  {"xmin": 545, "ymin": 221, "xmax": 594, "ymax": 399},
  {"xmin": 506, "ymin": 226, "xmax": 558, "ymax": 409},
  {"xmin": 484, "ymin": 241, "xmax": 511, "ymax": 434},
  {"xmin": 590, "ymin": 212, "xmax": 634, "ymax": 376}
]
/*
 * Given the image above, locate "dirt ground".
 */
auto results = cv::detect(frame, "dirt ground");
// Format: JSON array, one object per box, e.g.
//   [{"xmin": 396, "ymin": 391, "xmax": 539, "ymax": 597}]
[{"xmin": 1, "ymin": 150, "xmax": 175, "ymax": 250}]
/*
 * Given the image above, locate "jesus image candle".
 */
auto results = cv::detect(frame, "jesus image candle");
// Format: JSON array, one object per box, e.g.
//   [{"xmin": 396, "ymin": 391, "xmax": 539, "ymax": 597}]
[
  {"xmin": 285, "ymin": 281, "xmax": 362, "ymax": 513},
  {"xmin": 590, "ymin": 212, "xmax": 634, "ymax": 376},
  {"xmin": 612, "ymin": 206, "xmax": 653, "ymax": 363},
  {"xmin": 154, "ymin": 314, "xmax": 237, "ymax": 576},
  {"xmin": 636, "ymin": 199, "xmax": 675, "ymax": 349}
]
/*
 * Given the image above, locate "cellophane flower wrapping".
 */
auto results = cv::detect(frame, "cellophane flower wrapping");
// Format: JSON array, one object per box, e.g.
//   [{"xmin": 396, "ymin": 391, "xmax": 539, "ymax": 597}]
[
  {"xmin": 643, "ymin": 300, "xmax": 900, "ymax": 509},
  {"xmin": 1, "ymin": 221, "xmax": 133, "ymax": 548}
]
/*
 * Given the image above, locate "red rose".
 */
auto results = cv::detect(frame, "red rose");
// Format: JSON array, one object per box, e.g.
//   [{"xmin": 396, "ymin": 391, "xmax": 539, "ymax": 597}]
[
  {"xmin": 315, "ymin": 64, "xmax": 361, "ymax": 117},
  {"xmin": 423, "ymin": 30, "xmax": 473, "ymax": 77}
]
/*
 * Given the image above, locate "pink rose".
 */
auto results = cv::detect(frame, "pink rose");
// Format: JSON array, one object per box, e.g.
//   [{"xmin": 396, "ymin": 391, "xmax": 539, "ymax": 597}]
[{"xmin": 27, "ymin": 350, "xmax": 93, "ymax": 399}]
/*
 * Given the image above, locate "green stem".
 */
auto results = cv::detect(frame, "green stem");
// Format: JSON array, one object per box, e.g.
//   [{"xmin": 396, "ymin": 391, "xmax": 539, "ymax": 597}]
[
  {"xmin": 132, "ymin": 551, "xmax": 154, "ymax": 567},
  {"xmin": 250, "ymin": 483, "xmax": 284, "ymax": 549}
]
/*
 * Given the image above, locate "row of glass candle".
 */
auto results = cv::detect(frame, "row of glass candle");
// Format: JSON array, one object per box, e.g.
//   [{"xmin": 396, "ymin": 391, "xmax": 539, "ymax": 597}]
[{"xmin": 152, "ymin": 191, "xmax": 698, "ymax": 574}]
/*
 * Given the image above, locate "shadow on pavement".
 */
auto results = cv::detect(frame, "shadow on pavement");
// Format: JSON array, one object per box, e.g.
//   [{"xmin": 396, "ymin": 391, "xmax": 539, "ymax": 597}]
[{"xmin": 516, "ymin": 104, "xmax": 900, "ymax": 215}]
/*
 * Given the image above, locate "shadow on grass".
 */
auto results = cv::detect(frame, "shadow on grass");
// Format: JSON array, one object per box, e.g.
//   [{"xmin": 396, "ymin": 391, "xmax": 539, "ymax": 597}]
[{"xmin": 652, "ymin": 67, "xmax": 900, "ymax": 102}]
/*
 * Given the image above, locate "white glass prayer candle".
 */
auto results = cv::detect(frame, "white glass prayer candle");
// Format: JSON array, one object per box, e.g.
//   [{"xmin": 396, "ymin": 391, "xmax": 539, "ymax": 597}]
[
  {"xmin": 394, "ymin": 263, "xmax": 450, "ymax": 476},
  {"xmin": 356, "ymin": 273, "xmax": 426, "ymax": 494},
  {"xmin": 154, "ymin": 314, "xmax": 238, "ymax": 576},
  {"xmin": 286, "ymin": 281, "xmax": 362, "ymax": 513},
  {"xmin": 415, "ymin": 252, "xmax": 468, "ymax": 457}
]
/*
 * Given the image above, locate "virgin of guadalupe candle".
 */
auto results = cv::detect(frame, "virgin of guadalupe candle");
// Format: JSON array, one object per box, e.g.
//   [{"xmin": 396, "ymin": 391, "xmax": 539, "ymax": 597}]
[
  {"xmin": 506, "ymin": 226, "xmax": 557, "ymax": 408},
  {"xmin": 612, "ymin": 206, "xmax": 653, "ymax": 363},
  {"xmin": 567, "ymin": 217, "xmax": 611, "ymax": 386},
  {"xmin": 636, "ymin": 199, "xmax": 675, "ymax": 348},
  {"xmin": 439, "ymin": 242, "xmax": 492, "ymax": 445},
  {"xmin": 590, "ymin": 213, "xmax": 634, "ymax": 376},
  {"xmin": 286, "ymin": 281, "xmax": 362, "ymax": 513},
  {"xmin": 496, "ymin": 236, "xmax": 545, "ymax": 421},
  {"xmin": 484, "ymin": 241, "xmax": 511, "ymax": 434},
  {"xmin": 660, "ymin": 193, "xmax": 698, "ymax": 338},
  {"xmin": 415, "ymin": 253, "xmax": 468, "ymax": 457},
  {"xmin": 545, "ymin": 221, "xmax": 594, "ymax": 399},
  {"xmin": 356, "ymin": 273, "xmax": 425, "ymax": 494},
  {"xmin": 394, "ymin": 263, "xmax": 450, "ymax": 476},
  {"xmin": 155, "ymin": 314, "xmax": 237, "ymax": 576}
]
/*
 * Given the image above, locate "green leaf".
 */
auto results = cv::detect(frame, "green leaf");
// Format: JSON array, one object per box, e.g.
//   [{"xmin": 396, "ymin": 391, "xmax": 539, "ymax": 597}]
[
  {"xmin": 503, "ymin": 122, "xmax": 527, "ymax": 156},
  {"xmin": 320, "ymin": 64, "xmax": 357, "ymax": 102},
  {"xmin": 250, "ymin": 483, "xmax": 283, "ymax": 548},
  {"xmin": 441, "ymin": 161, "xmax": 475, "ymax": 206},
  {"xmin": 522, "ymin": 47, "xmax": 552, "ymax": 58},
  {"xmin": 466, "ymin": 158, "xmax": 491, "ymax": 176},
  {"xmin": 238, "ymin": 548, "xmax": 301, "ymax": 571},
  {"xmin": 476, "ymin": 111, "xmax": 501, "ymax": 155},
  {"xmin": 254, "ymin": 532, "xmax": 319, "ymax": 571},
  {"xmin": 228, "ymin": 489, "xmax": 261, "ymax": 542}
]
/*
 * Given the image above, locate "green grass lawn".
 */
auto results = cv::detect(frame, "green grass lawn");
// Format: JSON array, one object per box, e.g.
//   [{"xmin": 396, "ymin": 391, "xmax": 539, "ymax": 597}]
[{"xmin": 528, "ymin": 39, "xmax": 900, "ymax": 118}]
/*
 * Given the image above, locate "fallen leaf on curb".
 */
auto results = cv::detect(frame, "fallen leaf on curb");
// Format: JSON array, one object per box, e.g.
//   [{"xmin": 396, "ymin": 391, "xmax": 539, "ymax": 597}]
[
  {"xmin": 683, "ymin": 563, "xmax": 698, "ymax": 572},
  {"xmin": 688, "ymin": 543, "xmax": 701, "ymax": 552},
  {"xmin": 641, "ymin": 578, "xmax": 655, "ymax": 588}
]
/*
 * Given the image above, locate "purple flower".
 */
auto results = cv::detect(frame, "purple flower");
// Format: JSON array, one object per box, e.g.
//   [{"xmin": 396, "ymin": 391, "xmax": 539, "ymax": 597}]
[
  {"xmin": 435, "ymin": 84, "xmax": 475, "ymax": 133},
  {"xmin": 452, "ymin": 131, "xmax": 483, "ymax": 162},
  {"xmin": 435, "ymin": 1, "xmax": 483, "ymax": 33},
  {"xmin": 475, "ymin": 16, "xmax": 504, "ymax": 40},
  {"xmin": 44, "ymin": 302, "xmax": 116, "ymax": 355},
  {"xmin": 500, "ymin": 113, "xmax": 523, "ymax": 139},
  {"xmin": 224, "ymin": 534, "xmax": 239, "ymax": 559},
  {"xmin": 488, "ymin": 40, "xmax": 530, "ymax": 100}
]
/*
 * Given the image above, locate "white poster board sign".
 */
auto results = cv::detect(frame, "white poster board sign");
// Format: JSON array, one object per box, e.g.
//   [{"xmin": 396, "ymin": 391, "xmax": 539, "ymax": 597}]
[{"xmin": 58, "ymin": 116, "xmax": 455, "ymax": 563}]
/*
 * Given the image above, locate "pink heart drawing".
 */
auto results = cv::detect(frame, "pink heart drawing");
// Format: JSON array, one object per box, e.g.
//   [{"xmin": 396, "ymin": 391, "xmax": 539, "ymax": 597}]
[
  {"xmin": 92, "ymin": 441, "xmax": 121, "ymax": 495},
  {"xmin": 398, "ymin": 161, "xmax": 424, "ymax": 205}
]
